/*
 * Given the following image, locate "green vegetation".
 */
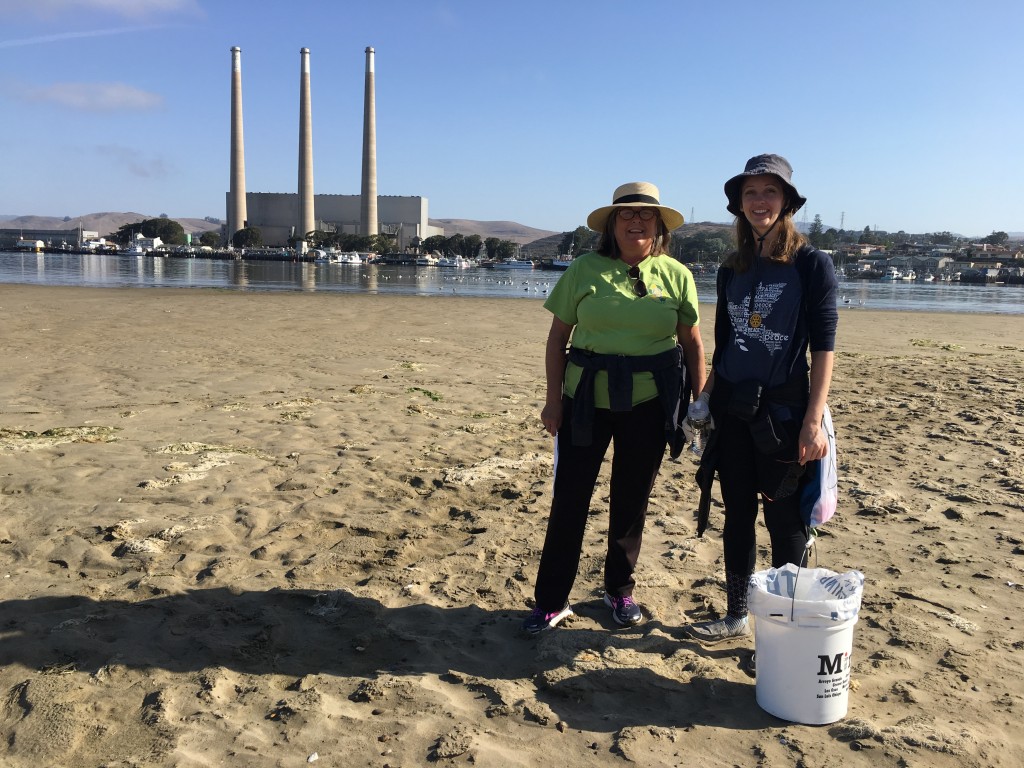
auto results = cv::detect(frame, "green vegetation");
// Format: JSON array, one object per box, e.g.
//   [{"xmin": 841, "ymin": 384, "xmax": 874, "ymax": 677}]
[
  {"xmin": 232, "ymin": 227, "xmax": 263, "ymax": 248},
  {"xmin": 407, "ymin": 387, "xmax": 443, "ymax": 401},
  {"xmin": 112, "ymin": 217, "xmax": 187, "ymax": 246}
]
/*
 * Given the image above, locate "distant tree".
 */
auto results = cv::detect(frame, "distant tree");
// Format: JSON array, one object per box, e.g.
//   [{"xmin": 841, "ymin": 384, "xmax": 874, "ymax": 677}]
[
  {"xmin": 409, "ymin": 236, "xmax": 422, "ymax": 254},
  {"xmin": 463, "ymin": 234, "xmax": 482, "ymax": 259},
  {"xmin": 422, "ymin": 235, "xmax": 447, "ymax": 255},
  {"xmin": 495, "ymin": 240, "xmax": 517, "ymax": 260},
  {"xmin": 199, "ymin": 231, "xmax": 220, "ymax": 247},
  {"xmin": 673, "ymin": 230, "xmax": 732, "ymax": 263},
  {"xmin": 232, "ymin": 227, "xmax": 262, "ymax": 248},
  {"xmin": 982, "ymin": 231, "xmax": 1009, "ymax": 245},
  {"xmin": 808, "ymin": 214, "xmax": 824, "ymax": 247},
  {"xmin": 159, "ymin": 213, "xmax": 169, "ymax": 219},
  {"xmin": 446, "ymin": 233, "xmax": 465, "ymax": 258},
  {"xmin": 143, "ymin": 217, "xmax": 186, "ymax": 245},
  {"xmin": 303, "ymin": 230, "xmax": 329, "ymax": 249},
  {"xmin": 929, "ymin": 231, "xmax": 956, "ymax": 245},
  {"xmin": 113, "ymin": 217, "xmax": 186, "ymax": 245},
  {"xmin": 484, "ymin": 237, "xmax": 501, "ymax": 260},
  {"xmin": 63, "ymin": 215, "xmax": 71, "ymax": 222},
  {"xmin": 559, "ymin": 226, "xmax": 596, "ymax": 256},
  {"xmin": 369, "ymin": 233, "xmax": 394, "ymax": 254},
  {"xmin": 858, "ymin": 226, "xmax": 878, "ymax": 246}
]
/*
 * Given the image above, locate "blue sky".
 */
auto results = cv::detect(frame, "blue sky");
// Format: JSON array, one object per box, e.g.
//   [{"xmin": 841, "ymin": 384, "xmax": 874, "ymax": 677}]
[{"xmin": 1, "ymin": 0, "xmax": 1020, "ymax": 238}]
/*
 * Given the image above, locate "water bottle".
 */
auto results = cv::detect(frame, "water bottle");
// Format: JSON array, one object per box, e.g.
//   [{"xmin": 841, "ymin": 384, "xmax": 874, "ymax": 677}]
[{"xmin": 687, "ymin": 396, "xmax": 711, "ymax": 456}]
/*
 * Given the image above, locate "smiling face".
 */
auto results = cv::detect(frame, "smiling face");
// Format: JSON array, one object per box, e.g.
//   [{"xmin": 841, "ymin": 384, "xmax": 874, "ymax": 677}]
[
  {"xmin": 740, "ymin": 176, "xmax": 786, "ymax": 234},
  {"xmin": 613, "ymin": 207, "xmax": 659, "ymax": 262}
]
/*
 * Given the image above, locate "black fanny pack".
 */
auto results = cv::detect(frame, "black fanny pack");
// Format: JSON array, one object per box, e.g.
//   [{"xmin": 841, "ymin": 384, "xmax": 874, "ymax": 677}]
[
  {"xmin": 725, "ymin": 379, "xmax": 787, "ymax": 454},
  {"xmin": 726, "ymin": 379, "xmax": 763, "ymax": 421}
]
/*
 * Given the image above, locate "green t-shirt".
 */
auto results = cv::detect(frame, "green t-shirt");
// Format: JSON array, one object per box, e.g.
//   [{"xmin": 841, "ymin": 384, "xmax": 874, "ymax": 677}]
[{"xmin": 544, "ymin": 251, "xmax": 700, "ymax": 408}]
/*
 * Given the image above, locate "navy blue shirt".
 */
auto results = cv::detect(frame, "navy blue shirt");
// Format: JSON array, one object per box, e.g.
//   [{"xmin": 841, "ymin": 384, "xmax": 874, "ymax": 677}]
[{"xmin": 713, "ymin": 247, "xmax": 838, "ymax": 390}]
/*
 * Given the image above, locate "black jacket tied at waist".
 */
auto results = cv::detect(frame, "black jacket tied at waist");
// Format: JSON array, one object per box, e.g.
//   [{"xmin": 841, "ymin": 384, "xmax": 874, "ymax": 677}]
[{"xmin": 567, "ymin": 346, "xmax": 687, "ymax": 450}]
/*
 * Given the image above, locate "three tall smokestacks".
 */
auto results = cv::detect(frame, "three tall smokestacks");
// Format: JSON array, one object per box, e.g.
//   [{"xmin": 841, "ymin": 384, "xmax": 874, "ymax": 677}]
[
  {"xmin": 227, "ymin": 46, "xmax": 247, "ymax": 245},
  {"xmin": 361, "ymin": 46, "xmax": 378, "ymax": 237},
  {"xmin": 227, "ymin": 45, "xmax": 378, "ymax": 250}
]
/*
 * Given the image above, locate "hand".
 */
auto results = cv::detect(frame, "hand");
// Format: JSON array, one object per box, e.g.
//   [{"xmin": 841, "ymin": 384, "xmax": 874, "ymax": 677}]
[
  {"xmin": 541, "ymin": 400, "xmax": 563, "ymax": 437},
  {"xmin": 681, "ymin": 419, "xmax": 696, "ymax": 445},
  {"xmin": 687, "ymin": 391, "xmax": 715, "ymax": 431},
  {"xmin": 797, "ymin": 418, "xmax": 827, "ymax": 464}
]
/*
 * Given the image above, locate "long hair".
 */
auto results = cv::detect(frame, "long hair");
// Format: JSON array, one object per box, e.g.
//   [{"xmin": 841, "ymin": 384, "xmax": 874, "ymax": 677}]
[
  {"xmin": 596, "ymin": 211, "xmax": 672, "ymax": 259},
  {"xmin": 724, "ymin": 211, "xmax": 806, "ymax": 273}
]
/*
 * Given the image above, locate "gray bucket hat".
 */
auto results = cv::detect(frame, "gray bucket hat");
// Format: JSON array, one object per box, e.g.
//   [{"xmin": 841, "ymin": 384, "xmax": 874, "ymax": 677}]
[{"xmin": 724, "ymin": 154, "xmax": 806, "ymax": 217}]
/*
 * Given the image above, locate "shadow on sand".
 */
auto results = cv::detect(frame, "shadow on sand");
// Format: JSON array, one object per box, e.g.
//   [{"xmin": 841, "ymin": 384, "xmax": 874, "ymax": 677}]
[{"xmin": 0, "ymin": 587, "xmax": 778, "ymax": 733}]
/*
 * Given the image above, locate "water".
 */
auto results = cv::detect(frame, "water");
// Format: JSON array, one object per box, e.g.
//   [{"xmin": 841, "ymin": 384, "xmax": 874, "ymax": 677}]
[{"xmin": 1, "ymin": 250, "xmax": 1022, "ymax": 314}]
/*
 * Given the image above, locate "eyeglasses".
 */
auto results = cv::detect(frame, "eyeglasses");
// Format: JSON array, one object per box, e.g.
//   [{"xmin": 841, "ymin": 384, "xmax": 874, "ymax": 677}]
[
  {"xmin": 627, "ymin": 265, "xmax": 648, "ymax": 297},
  {"xmin": 617, "ymin": 208, "xmax": 657, "ymax": 221}
]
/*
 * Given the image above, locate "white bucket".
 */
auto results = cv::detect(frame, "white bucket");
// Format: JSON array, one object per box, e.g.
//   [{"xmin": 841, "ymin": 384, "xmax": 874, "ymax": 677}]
[{"xmin": 748, "ymin": 564, "xmax": 864, "ymax": 725}]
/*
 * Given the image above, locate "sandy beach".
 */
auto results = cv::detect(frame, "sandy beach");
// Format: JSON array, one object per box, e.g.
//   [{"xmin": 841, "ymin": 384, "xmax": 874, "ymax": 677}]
[{"xmin": 0, "ymin": 283, "xmax": 1021, "ymax": 767}]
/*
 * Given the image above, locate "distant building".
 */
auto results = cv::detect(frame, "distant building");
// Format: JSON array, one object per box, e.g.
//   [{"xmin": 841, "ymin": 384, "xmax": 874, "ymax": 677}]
[
  {"xmin": 238, "ymin": 192, "xmax": 444, "ymax": 249},
  {"xmin": 0, "ymin": 227, "xmax": 98, "ymax": 249}
]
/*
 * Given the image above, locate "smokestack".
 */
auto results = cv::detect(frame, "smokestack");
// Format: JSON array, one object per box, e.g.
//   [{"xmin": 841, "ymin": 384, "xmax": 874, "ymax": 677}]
[
  {"xmin": 360, "ymin": 46, "xmax": 378, "ymax": 237},
  {"xmin": 297, "ymin": 47, "xmax": 315, "ymax": 254},
  {"xmin": 227, "ymin": 46, "xmax": 247, "ymax": 247}
]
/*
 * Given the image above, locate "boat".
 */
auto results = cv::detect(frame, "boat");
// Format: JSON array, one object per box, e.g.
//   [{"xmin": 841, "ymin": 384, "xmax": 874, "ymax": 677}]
[
  {"xmin": 550, "ymin": 258, "xmax": 573, "ymax": 270},
  {"xmin": 900, "ymin": 269, "xmax": 916, "ymax": 281},
  {"xmin": 414, "ymin": 254, "xmax": 438, "ymax": 267},
  {"xmin": 492, "ymin": 258, "xmax": 534, "ymax": 269},
  {"xmin": 436, "ymin": 255, "xmax": 473, "ymax": 268},
  {"xmin": 332, "ymin": 251, "xmax": 363, "ymax": 264},
  {"xmin": 15, "ymin": 239, "xmax": 44, "ymax": 253},
  {"xmin": 879, "ymin": 266, "xmax": 901, "ymax": 281}
]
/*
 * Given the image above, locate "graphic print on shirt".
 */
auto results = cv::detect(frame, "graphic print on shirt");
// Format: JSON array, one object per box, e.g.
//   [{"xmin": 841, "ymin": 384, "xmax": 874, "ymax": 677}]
[{"xmin": 727, "ymin": 281, "xmax": 790, "ymax": 354}]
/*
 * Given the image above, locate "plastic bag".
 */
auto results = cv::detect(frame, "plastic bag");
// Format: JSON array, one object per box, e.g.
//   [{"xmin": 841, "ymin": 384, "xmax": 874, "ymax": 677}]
[
  {"xmin": 800, "ymin": 403, "xmax": 837, "ymax": 528},
  {"xmin": 748, "ymin": 563, "xmax": 864, "ymax": 622}
]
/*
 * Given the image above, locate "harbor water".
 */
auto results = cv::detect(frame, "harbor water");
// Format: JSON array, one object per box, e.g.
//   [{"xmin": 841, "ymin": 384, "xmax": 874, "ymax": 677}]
[{"xmin": 1, "ymin": 250, "xmax": 1022, "ymax": 314}]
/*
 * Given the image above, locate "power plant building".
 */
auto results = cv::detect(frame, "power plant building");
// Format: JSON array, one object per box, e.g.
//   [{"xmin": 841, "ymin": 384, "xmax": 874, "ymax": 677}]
[{"xmin": 239, "ymin": 192, "xmax": 440, "ymax": 249}]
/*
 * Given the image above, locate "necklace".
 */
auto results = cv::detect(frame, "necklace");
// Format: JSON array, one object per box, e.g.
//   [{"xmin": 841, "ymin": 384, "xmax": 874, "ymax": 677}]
[
  {"xmin": 747, "ymin": 238, "xmax": 765, "ymax": 328},
  {"xmin": 746, "ymin": 223, "xmax": 778, "ymax": 329}
]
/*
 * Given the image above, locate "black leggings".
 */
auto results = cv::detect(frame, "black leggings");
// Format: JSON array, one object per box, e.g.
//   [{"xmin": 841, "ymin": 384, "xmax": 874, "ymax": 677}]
[
  {"xmin": 533, "ymin": 397, "xmax": 666, "ymax": 611},
  {"xmin": 715, "ymin": 409, "xmax": 810, "ymax": 578}
]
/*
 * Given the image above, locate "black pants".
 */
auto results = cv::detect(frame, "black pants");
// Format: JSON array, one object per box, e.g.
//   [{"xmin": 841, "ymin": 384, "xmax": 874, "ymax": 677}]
[
  {"xmin": 533, "ymin": 397, "xmax": 666, "ymax": 611},
  {"xmin": 715, "ymin": 407, "xmax": 810, "ymax": 578}
]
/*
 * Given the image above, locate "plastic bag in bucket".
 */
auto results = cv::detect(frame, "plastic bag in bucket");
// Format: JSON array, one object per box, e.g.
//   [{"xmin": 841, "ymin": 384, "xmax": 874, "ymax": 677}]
[{"xmin": 748, "ymin": 564, "xmax": 865, "ymax": 725}]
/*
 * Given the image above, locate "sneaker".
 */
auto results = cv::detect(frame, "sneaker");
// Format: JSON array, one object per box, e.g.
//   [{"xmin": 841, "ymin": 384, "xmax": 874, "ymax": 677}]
[
  {"xmin": 522, "ymin": 603, "xmax": 573, "ymax": 635},
  {"xmin": 603, "ymin": 593, "xmax": 643, "ymax": 626},
  {"xmin": 686, "ymin": 615, "xmax": 750, "ymax": 642}
]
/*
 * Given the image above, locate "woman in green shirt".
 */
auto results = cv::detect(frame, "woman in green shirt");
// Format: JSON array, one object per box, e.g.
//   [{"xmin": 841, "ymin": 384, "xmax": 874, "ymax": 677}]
[{"xmin": 523, "ymin": 182, "xmax": 706, "ymax": 634}]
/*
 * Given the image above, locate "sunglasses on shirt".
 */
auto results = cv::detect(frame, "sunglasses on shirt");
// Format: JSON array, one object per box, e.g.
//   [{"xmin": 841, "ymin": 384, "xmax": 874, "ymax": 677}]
[{"xmin": 627, "ymin": 265, "xmax": 648, "ymax": 297}]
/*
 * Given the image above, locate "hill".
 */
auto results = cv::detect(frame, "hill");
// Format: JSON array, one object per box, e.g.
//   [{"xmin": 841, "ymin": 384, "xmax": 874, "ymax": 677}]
[
  {"xmin": 428, "ymin": 219, "xmax": 557, "ymax": 244},
  {"xmin": 0, "ymin": 213, "xmax": 221, "ymax": 237}
]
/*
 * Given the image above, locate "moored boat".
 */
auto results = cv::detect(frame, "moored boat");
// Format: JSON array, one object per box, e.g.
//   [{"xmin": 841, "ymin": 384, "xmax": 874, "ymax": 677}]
[
  {"xmin": 436, "ymin": 255, "xmax": 473, "ymax": 268},
  {"xmin": 493, "ymin": 258, "xmax": 534, "ymax": 269}
]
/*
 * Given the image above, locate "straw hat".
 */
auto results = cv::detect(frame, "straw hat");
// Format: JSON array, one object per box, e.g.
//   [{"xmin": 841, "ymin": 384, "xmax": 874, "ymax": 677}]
[
  {"xmin": 723, "ymin": 154, "xmax": 806, "ymax": 216},
  {"xmin": 586, "ymin": 182, "xmax": 685, "ymax": 231}
]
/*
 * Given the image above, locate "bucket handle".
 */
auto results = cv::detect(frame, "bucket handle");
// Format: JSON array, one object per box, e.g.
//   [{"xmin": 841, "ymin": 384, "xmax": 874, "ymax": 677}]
[{"xmin": 787, "ymin": 540, "xmax": 816, "ymax": 622}]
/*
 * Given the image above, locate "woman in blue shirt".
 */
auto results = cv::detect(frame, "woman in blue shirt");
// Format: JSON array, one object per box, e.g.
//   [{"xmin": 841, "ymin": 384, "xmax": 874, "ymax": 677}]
[{"xmin": 687, "ymin": 155, "xmax": 838, "ymax": 642}]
